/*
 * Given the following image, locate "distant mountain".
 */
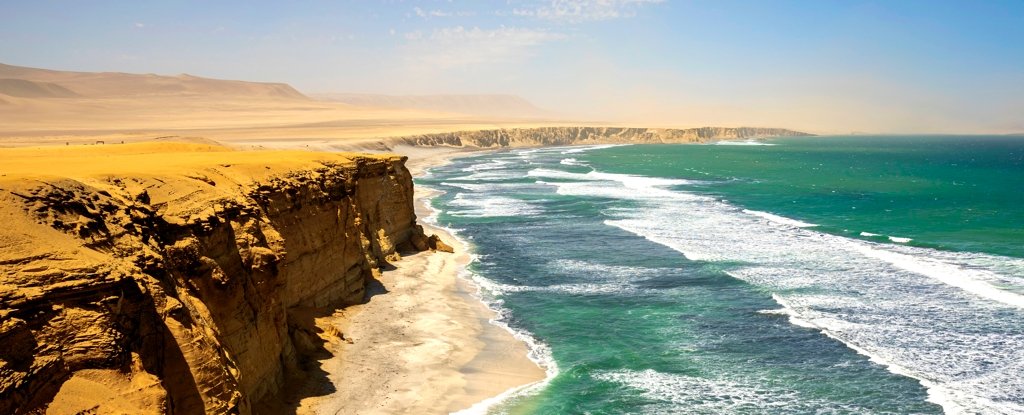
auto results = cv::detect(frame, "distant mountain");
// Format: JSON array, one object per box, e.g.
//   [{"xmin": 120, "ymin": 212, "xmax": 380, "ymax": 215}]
[
  {"xmin": 0, "ymin": 63, "xmax": 308, "ymax": 100},
  {"xmin": 312, "ymin": 93, "xmax": 551, "ymax": 118}
]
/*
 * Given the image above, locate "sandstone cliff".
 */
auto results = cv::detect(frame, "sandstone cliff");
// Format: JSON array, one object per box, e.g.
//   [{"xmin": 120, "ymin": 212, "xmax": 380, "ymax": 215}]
[
  {"xmin": 396, "ymin": 126, "xmax": 811, "ymax": 148},
  {"xmin": 0, "ymin": 143, "xmax": 428, "ymax": 414}
]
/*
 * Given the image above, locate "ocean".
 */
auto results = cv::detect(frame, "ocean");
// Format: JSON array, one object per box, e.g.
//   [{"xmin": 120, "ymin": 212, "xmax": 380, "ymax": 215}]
[{"xmin": 417, "ymin": 136, "xmax": 1024, "ymax": 414}]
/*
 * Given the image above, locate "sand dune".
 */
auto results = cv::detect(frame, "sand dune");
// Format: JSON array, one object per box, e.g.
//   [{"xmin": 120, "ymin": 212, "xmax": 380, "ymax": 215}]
[
  {"xmin": 0, "ymin": 93, "xmax": 559, "ymax": 147},
  {"xmin": 0, "ymin": 63, "xmax": 804, "ymax": 152},
  {"xmin": 0, "ymin": 63, "xmax": 306, "ymax": 99},
  {"xmin": 0, "ymin": 78, "xmax": 79, "ymax": 98},
  {"xmin": 313, "ymin": 93, "xmax": 551, "ymax": 118},
  {"xmin": 0, "ymin": 63, "xmax": 570, "ymax": 147}
]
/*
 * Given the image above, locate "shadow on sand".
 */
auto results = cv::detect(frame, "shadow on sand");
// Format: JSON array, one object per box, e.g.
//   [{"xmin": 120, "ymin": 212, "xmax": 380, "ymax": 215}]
[{"xmin": 260, "ymin": 250, "xmax": 427, "ymax": 414}]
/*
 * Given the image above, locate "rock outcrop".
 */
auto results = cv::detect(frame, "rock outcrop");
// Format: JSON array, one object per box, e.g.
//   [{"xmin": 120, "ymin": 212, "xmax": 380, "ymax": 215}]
[
  {"xmin": 0, "ymin": 144, "xmax": 425, "ymax": 414},
  {"xmin": 396, "ymin": 126, "xmax": 811, "ymax": 148}
]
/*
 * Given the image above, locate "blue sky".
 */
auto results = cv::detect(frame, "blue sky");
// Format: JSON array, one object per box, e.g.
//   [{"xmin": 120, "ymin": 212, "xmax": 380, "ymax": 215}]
[{"xmin": 1, "ymin": 0, "xmax": 1022, "ymax": 133}]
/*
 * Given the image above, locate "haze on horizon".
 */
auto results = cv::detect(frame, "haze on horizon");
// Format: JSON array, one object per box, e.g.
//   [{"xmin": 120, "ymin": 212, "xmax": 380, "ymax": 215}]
[{"xmin": 2, "ymin": 0, "xmax": 1022, "ymax": 134}]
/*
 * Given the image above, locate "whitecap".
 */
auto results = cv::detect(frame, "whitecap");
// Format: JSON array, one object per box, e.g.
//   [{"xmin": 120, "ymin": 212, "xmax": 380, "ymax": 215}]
[
  {"xmin": 439, "ymin": 182, "xmax": 488, "ymax": 191},
  {"xmin": 461, "ymin": 159, "xmax": 511, "ymax": 172},
  {"xmin": 559, "ymin": 157, "xmax": 587, "ymax": 166},
  {"xmin": 742, "ymin": 209, "xmax": 818, "ymax": 228},
  {"xmin": 713, "ymin": 140, "xmax": 777, "ymax": 146},
  {"xmin": 847, "ymin": 241, "xmax": 1024, "ymax": 309},
  {"xmin": 593, "ymin": 369, "xmax": 859, "ymax": 413},
  {"xmin": 528, "ymin": 168, "xmax": 705, "ymax": 202},
  {"xmin": 560, "ymin": 144, "xmax": 629, "ymax": 154},
  {"xmin": 448, "ymin": 193, "xmax": 541, "ymax": 218}
]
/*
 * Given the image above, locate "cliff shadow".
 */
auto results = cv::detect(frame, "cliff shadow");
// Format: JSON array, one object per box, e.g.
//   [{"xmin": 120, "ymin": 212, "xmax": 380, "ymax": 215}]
[
  {"xmin": 258, "ymin": 304, "xmax": 341, "ymax": 415},
  {"xmin": 152, "ymin": 313, "xmax": 207, "ymax": 414},
  {"xmin": 263, "ymin": 259, "xmax": 417, "ymax": 413},
  {"xmin": 363, "ymin": 269, "xmax": 391, "ymax": 302}
]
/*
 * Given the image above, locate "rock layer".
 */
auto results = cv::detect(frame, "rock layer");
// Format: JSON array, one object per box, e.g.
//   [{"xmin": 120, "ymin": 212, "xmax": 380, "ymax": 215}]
[
  {"xmin": 397, "ymin": 126, "xmax": 812, "ymax": 148},
  {"xmin": 0, "ymin": 144, "xmax": 426, "ymax": 414}
]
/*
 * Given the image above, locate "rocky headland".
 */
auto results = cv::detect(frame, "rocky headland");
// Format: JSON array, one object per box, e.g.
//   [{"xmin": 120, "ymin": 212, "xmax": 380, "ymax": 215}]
[
  {"xmin": 394, "ymin": 126, "xmax": 812, "ymax": 148},
  {"xmin": 0, "ymin": 143, "xmax": 437, "ymax": 414}
]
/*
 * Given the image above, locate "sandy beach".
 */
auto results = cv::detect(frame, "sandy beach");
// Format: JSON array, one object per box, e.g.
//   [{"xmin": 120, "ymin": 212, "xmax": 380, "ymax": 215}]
[{"xmin": 295, "ymin": 149, "xmax": 546, "ymax": 414}]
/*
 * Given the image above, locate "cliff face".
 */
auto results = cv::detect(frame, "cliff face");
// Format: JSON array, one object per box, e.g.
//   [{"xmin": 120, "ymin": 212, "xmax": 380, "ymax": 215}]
[
  {"xmin": 397, "ymin": 126, "xmax": 812, "ymax": 148},
  {"xmin": 0, "ymin": 145, "xmax": 426, "ymax": 414}
]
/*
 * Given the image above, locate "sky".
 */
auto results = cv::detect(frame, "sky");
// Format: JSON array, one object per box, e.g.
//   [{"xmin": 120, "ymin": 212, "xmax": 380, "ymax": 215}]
[{"xmin": 1, "ymin": 0, "xmax": 1022, "ymax": 134}]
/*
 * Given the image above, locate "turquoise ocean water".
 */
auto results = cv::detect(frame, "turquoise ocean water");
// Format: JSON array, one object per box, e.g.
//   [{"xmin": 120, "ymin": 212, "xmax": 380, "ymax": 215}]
[{"xmin": 418, "ymin": 136, "xmax": 1024, "ymax": 414}]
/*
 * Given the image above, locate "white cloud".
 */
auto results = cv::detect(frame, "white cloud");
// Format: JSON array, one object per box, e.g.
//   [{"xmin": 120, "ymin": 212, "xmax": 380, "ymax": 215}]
[
  {"xmin": 514, "ymin": 0, "xmax": 664, "ymax": 23},
  {"xmin": 403, "ymin": 26, "xmax": 567, "ymax": 68},
  {"xmin": 413, "ymin": 7, "xmax": 476, "ymax": 19},
  {"xmin": 134, "ymin": 22, "xmax": 145, "ymax": 28}
]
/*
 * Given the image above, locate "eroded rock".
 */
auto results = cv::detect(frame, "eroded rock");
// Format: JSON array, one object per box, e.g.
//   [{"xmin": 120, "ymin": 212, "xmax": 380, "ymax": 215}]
[{"xmin": 0, "ymin": 154, "xmax": 427, "ymax": 414}]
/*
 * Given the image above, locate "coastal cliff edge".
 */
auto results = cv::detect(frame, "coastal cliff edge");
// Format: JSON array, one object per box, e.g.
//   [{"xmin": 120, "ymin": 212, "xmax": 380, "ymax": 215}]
[{"xmin": 0, "ymin": 143, "xmax": 433, "ymax": 414}]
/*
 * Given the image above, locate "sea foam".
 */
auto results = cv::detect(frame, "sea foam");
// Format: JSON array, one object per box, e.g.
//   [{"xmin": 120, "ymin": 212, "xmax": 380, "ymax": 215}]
[
  {"xmin": 560, "ymin": 144, "xmax": 629, "ymax": 154},
  {"xmin": 431, "ymin": 145, "xmax": 1024, "ymax": 414},
  {"xmin": 533, "ymin": 164, "xmax": 1024, "ymax": 414},
  {"xmin": 593, "ymin": 368, "xmax": 870, "ymax": 413},
  {"xmin": 448, "ymin": 193, "xmax": 541, "ymax": 218},
  {"xmin": 713, "ymin": 140, "xmax": 777, "ymax": 146},
  {"xmin": 742, "ymin": 209, "xmax": 818, "ymax": 228}
]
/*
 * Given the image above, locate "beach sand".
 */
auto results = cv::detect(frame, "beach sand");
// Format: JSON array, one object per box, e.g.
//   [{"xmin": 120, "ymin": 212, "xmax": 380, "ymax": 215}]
[{"xmin": 294, "ymin": 149, "xmax": 546, "ymax": 414}]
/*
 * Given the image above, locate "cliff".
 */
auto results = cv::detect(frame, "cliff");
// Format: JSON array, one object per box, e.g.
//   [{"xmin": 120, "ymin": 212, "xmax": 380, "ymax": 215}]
[
  {"xmin": 0, "ymin": 143, "xmax": 429, "ymax": 414},
  {"xmin": 396, "ymin": 126, "xmax": 812, "ymax": 148}
]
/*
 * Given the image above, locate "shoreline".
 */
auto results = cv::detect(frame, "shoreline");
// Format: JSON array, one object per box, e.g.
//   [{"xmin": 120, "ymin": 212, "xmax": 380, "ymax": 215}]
[{"xmin": 296, "ymin": 147, "xmax": 546, "ymax": 414}]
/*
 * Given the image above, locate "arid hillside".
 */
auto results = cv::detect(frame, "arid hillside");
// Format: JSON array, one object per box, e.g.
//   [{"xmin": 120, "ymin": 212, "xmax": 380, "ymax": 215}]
[
  {"xmin": 0, "ymin": 63, "xmax": 567, "ymax": 147},
  {"xmin": 0, "ymin": 63, "xmax": 306, "ymax": 99},
  {"xmin": 312, "ymin": 93, "xmax": 551, "ymax": 118}
]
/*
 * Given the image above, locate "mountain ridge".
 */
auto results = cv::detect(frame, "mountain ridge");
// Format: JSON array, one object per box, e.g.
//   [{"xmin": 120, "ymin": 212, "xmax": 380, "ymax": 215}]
[{"xmin": 0, "ymin": 63, "xmax": 307, "ymax": 100}]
